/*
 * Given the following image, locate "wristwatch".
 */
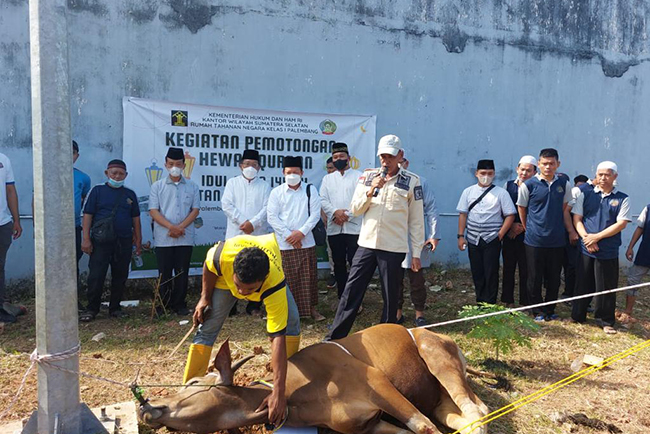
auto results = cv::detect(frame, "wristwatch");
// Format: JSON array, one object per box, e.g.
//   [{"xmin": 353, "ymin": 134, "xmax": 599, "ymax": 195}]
[{"xmin": 457, "ymin": 234, "xmax": 464, "ymax": 239}]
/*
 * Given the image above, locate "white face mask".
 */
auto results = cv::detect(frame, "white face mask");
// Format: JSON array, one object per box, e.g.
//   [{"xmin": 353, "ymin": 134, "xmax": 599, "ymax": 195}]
[
  {"xmin": 478, "ymin": 175, "xmax": 494, "ymax": 186},
  {"xmin": 285, "ymin": 173, "xmax": 302, "ymax": 186},
  {"xmin": 168, "ymin": 166, "xmax": 183, "ymax": 178},
  {"xmin": 242, "ymin": 166, "xmax": 258, "ymax": 180}
]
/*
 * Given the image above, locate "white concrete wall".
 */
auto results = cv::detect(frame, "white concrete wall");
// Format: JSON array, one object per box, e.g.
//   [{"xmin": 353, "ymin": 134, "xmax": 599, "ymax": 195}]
[{"xmin": 1, "ymin": 0, "xmax": 649, "ymax": 282}]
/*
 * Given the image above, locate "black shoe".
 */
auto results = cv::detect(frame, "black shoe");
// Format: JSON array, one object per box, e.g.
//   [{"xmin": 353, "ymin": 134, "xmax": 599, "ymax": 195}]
[
  {"xmin": 175, "ymin": 306, "xmax": 191, "ymax": 316},
  {"xmin": 396, "ymin": 315, "xmax": 405, "ymax": 325},
  {"xmin": 109, "ymin": 310, "xmax": 128, "ymax": 319},
  {"xmin": 587, "ymin": 306, "xmax": 595, "ymax": 313},
  {"xmin": 0, "ymin": 308, "xmax": 17, "ymax": 323},
  {"xmin": 79, "ymin": 310, "xmax": 97, "ymax": 322},
  {"xmin": 326, "ymin": 274, "xmax": 336, "ymax": 289},
  {"xmin": 415, "ymin": 317, "xmax": 428, "ymax": 327}
]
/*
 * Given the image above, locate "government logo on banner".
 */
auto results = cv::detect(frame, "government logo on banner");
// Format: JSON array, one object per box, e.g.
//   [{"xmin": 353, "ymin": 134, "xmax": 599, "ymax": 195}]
[{"xmin": 171, "ymin": 110, "xmax": 188, "ymax": 127}]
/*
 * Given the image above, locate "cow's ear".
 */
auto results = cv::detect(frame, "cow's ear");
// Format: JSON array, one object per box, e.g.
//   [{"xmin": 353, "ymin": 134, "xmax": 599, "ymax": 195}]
[{"xmin": 212, "ymin": 339, "xmax": 234, "ymax": 385}]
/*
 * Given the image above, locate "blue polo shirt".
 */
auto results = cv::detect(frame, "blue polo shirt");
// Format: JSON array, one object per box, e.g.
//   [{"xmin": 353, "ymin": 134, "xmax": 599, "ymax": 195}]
[
  {"xmin": 573, "ymin": 187, "xmax": 631, "ymax": 260},
  {"xmin": 83, "ymin": 183, "xmax": 140, "ymax": 239},
  {"xmin": 73, "ymin": 168, "xmax": 91, "ymax": 227},
  {"xmin": 517, "ymin": 174, "xmax": 572, "ymax": 248}
]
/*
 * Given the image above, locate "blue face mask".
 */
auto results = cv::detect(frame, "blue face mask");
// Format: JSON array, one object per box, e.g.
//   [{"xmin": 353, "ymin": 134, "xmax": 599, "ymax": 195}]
[{"xmin": 107, "ymin": 177, "xmax": 124, "ymax": 188}]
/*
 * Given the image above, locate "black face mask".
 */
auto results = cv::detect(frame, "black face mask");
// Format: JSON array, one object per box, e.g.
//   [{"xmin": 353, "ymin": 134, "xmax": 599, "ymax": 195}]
[{"xmin": 333, "ymin": 159, "xmax": 348, "ymax": 171}]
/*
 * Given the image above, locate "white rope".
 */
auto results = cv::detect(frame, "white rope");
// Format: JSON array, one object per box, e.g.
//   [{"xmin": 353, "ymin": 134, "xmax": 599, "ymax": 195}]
[
  {"xmin": 0, "ymin": 343, "xmax": 130, "ymax": 421},
  {"xmin": 411, "ymin": 281, "xmax": 650, "ymax": 330}
]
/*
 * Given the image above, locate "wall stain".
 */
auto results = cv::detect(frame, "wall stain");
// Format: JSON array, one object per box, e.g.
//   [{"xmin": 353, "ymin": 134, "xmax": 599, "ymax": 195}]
[
  {"xmin": 159, "ymin": 0, "xmax": 244, "ymax": 34},
  {"xmin": 122, "ymin": 0, "xmax": 159, "ymax": 24},
  {"xmin": 441, "ymin": 24, "xmax": 468, "ymax": 53},
  {"xmin": 67, "ymin": 0, "xmax": 108, "ymax": 17}
]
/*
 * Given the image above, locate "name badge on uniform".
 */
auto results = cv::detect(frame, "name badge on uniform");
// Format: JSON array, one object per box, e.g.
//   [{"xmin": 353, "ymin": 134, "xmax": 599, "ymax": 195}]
[
  {"xmin": 610, "ymin": 199, "xmax": 620, "ymax": 207},
  {"xmin": 414, "ymin": 185, "xmax": 423, "ymax": 200},
  {"xmin": 126, "ymin": 198, "xmax": 133, "ymax": 205},
  {"xmin": 395, "ymin": 173, "xmax": 411, "ymax": 191},
  {"xmin": 556, "ymin": 186, "xmax": 564, "ymax": 193}
]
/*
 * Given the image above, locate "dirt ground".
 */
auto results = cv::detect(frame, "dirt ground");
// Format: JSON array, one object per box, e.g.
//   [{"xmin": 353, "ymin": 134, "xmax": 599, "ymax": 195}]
[{"xmin": 1, "ymin": 267, "xmax": 649, "ymax": 434}]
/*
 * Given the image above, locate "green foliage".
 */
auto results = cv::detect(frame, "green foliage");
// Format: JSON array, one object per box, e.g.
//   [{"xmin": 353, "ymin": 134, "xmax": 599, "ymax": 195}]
[{"xmin": 459, "ymin": 303, "xmax": 540, "ymax": 360}]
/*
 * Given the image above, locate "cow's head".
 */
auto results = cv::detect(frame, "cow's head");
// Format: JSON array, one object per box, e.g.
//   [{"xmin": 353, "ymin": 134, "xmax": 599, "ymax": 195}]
[{"xmin": 138, "ymin": 340, "xmax": 267, "ymax": 433}]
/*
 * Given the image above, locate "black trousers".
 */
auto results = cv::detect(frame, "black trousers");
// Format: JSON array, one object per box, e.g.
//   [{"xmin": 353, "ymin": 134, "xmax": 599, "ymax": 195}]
[
  {"xmin": 562, "ymin": 242, "xmax": 579, "ymax": 297},
  {"xmin": 571, "ymin": 253, "xmax": 618, "ymax": 325},
  {"xmin": 326, "ymin": 247, "xmax": 405, "ymax": 340},
  {"xmin": 467, "ymin": 238, "xmax": 501, "ymax": 304},
  {"xmin": 501, "ymin": 235, "xmax": 528, "ymax": 305},
  {"xmin": 327, "ymin": 234, "xmax": 360, "ymax": 298},
  {"xmin": 155, "ymin": 245, "xmax": 193, "ymax": 311},
  {"xmin": 86, "ymin": 237, "xmax": 132, "ymax": 314},
  {"xmin": 526, "ymin": 245, "xmax": 564, "ymax": 315}
]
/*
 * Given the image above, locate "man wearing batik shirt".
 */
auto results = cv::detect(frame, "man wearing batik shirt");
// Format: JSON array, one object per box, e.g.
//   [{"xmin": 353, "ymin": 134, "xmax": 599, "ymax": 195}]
[{"xmin": 457, "ymin": 159, "xmax": 516, "ymax": 304}]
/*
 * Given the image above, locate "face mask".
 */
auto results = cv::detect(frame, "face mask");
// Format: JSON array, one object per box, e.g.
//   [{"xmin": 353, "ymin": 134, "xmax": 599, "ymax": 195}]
[
  {"xmin": 333, "ymin": 159, "xmax": 348, "ymax": 171},
  {"xmin": 168, "ymin": 166, "xmax": 183, "ymax": 178},
  {"xmin": 478, "ymin": 175, "xmax": 494, "ymax": 186},
  {"xmin": 285, "ymin": 173, "xmax": 301, "ymax": 186},
  {"xmin": 242, "ymin": 166, "xmax": 258, "ymax": 179},
  {"xmin": 107, "ymin": 177, "xmax": 124, "ymax": 188}
]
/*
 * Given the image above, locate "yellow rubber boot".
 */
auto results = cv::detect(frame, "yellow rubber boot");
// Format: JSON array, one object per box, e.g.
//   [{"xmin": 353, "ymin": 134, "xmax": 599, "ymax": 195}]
[
  {"xmin": 285, "ymin": 335, "xmax": 301, "ymax": 358},
  {"xmin": 182, "ymin": 343, "xmax": 212, "ymax": 384}
]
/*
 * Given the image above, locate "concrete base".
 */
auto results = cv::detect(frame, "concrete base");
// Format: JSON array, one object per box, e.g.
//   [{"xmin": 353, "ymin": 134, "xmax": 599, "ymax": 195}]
[{"xmin": 1, "ymin": 401, "xmax": 138, "ymax": 434}]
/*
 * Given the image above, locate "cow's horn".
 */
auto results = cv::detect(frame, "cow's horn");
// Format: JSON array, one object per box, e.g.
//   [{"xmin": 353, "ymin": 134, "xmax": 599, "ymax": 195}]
[{"xmin": 232, "ymin": 355, "xmax": 255, "ymax": 372}]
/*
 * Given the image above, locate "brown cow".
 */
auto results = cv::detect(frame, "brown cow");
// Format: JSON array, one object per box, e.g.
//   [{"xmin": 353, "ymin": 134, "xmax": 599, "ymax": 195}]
[{"xmin": 139, "ymin": 324, "xmax": 488, "ymax": 434}]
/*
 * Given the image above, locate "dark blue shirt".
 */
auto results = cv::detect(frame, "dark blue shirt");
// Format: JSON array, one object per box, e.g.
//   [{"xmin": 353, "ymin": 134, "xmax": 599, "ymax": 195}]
[
  {"xmin": 636, "ymin": 205, "xmax": 650, "ymax": 267},
  {"xmin": 83, "ymin": 183, "xmax": 140, "ymax": 239},
  {"xmin": 577, "ymin": 188, "xmax": 629, "ymax": 260},
  {"xmin": 518, "ymin": 175, "xmax": 571, "ymax": 248}
]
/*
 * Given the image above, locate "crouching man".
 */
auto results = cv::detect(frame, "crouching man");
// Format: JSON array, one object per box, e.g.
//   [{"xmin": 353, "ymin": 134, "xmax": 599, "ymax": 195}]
[{"xmin": 183, "ymin": 233, "xmax": 301, "ymax": 426}]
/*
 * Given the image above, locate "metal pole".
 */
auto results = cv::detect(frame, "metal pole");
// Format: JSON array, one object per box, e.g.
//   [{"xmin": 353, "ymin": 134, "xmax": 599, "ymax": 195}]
[{"xmin": 28, "ymin": 0, "xmax": 80, "ymax": 432}]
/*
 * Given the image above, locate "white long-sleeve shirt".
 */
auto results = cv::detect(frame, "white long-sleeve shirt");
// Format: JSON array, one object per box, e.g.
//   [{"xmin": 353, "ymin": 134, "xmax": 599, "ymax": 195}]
[
  {"xmin": 319, "ymin": 168, "xmax": 363, "ymax": 236},
  {"xmin": 221, "ymin": 175, "xmax": 272, "ymax": 239},
  {"xmin": 267, "ymin": 182, "xmax": 322, "ymax": 250}
]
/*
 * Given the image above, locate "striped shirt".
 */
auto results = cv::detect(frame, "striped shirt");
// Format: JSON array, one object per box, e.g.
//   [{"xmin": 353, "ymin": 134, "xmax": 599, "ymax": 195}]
[{"xmin": 457, "ymin": 184, "xmax": 516, "ymax": 246}]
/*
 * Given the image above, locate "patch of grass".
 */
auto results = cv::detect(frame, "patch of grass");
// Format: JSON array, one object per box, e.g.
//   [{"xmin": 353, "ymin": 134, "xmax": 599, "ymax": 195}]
[{"xmin": 1, "ymin": 267, "xmax": 649, "ymax": 434}]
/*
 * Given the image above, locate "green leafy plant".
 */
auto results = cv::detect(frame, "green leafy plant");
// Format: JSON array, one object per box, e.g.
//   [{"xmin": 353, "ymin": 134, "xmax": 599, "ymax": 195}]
[{"xmin": 459, "ymin": 303, "xmax": 540, "ymax": 360}]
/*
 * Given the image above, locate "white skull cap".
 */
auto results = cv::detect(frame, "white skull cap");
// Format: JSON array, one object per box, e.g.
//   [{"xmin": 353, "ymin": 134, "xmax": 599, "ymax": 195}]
[
  {"xmin": 597, "ymin": 161, "xmax": 618, "ymax": 173},
  {"xmin": 518, "ymin": 155, "xmax": 538, "ymax": 167}
]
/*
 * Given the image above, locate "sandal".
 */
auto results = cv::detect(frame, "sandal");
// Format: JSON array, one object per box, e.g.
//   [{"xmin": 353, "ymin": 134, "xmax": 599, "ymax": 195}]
[
  {"xmin": 603, "ymin": 326, "xmax": 617, "ymax": 335},
  {"xmin": 79, "ymin": 311, "xmax": 96, "ymax": 322}
]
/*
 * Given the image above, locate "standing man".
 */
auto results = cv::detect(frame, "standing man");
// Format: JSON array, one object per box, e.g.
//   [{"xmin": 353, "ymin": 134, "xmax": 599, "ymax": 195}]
[
  {"xmin": 267, "ymin": 156, "xmax": 324, "ymax": 321},
  {"xmin": 517, "ymin": 148, "xmax": 575, "ymax": 322},
  {"xmin": 323, "ymin": 157, "xmax": 337, "ymax": 290},
  {"xmin": 149, "ymin": 147, "xmax": 201, "ymax": 316},
  {"xmin": 319, "ymin": 143, "xmax": 362, "ymax": 298},
  {"xmin": 220, "ymin": 149, "xmax": 271, "ymax": 316},
  {"xmin": 395, "ymin": 153, "xmax": 439, "ymax": 327},
  {"xmin": 73, "ymin": 141, "xmax": 91, "ymax": 310},
  {"xmin": 624, "ymin": 201, "xmax": 650, "ymax": 319},
  {"xmin": 501, "ymin": 155, "xmax": 537, "ymax": 307},
  {"xmin": 0, "ymin": 151, "xmax": 21, "ymax": 323},
  {"xmin": 571, "ymin": 162, "xmax": 630, "ymax": 333},
  {"xmin": 183, "ymin": 233, "xmax": 301, "ymax": 427},
  {"xmin": 457, "ymin": 159, "xmax": 516, "ymax": 304},
  {"xmin": 326, "ymin": 135, "xmax": 424, "ymax": 340},
  {"xmin": 221, "ymin": 149, "xmax": 272, "ymax": 239},
  {"xmin": 81, "ymin": 159, "xmax": 142, "ymax": 321},
  {"xmin": 560, "ymin": 174, "xmax": 591, "ymax": 301}
]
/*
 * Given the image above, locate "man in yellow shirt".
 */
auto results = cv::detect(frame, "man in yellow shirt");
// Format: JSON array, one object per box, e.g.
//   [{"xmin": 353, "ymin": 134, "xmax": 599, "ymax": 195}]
[{"xmin": 183, "ymin": 233, "xmax": 301, "ymax": 426}]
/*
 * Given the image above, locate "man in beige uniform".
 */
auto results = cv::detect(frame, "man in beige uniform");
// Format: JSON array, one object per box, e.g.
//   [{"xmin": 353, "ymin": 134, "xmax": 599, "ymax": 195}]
[{"xmin": 326, "ymin": 134, "xmax": 424, "ymax": 340}]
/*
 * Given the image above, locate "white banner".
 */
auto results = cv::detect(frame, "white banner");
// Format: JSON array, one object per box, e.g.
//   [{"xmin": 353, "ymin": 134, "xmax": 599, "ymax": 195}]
[{"xmin": 122, "ymin": 97, "xmax": 377, "ymax": 278}]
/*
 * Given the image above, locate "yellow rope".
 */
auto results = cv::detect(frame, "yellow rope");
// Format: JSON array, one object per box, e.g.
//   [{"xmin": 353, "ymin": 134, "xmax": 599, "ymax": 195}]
[{"xmin": 452, "ymin": 338, "xmax": 650, "ymax": 434}]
